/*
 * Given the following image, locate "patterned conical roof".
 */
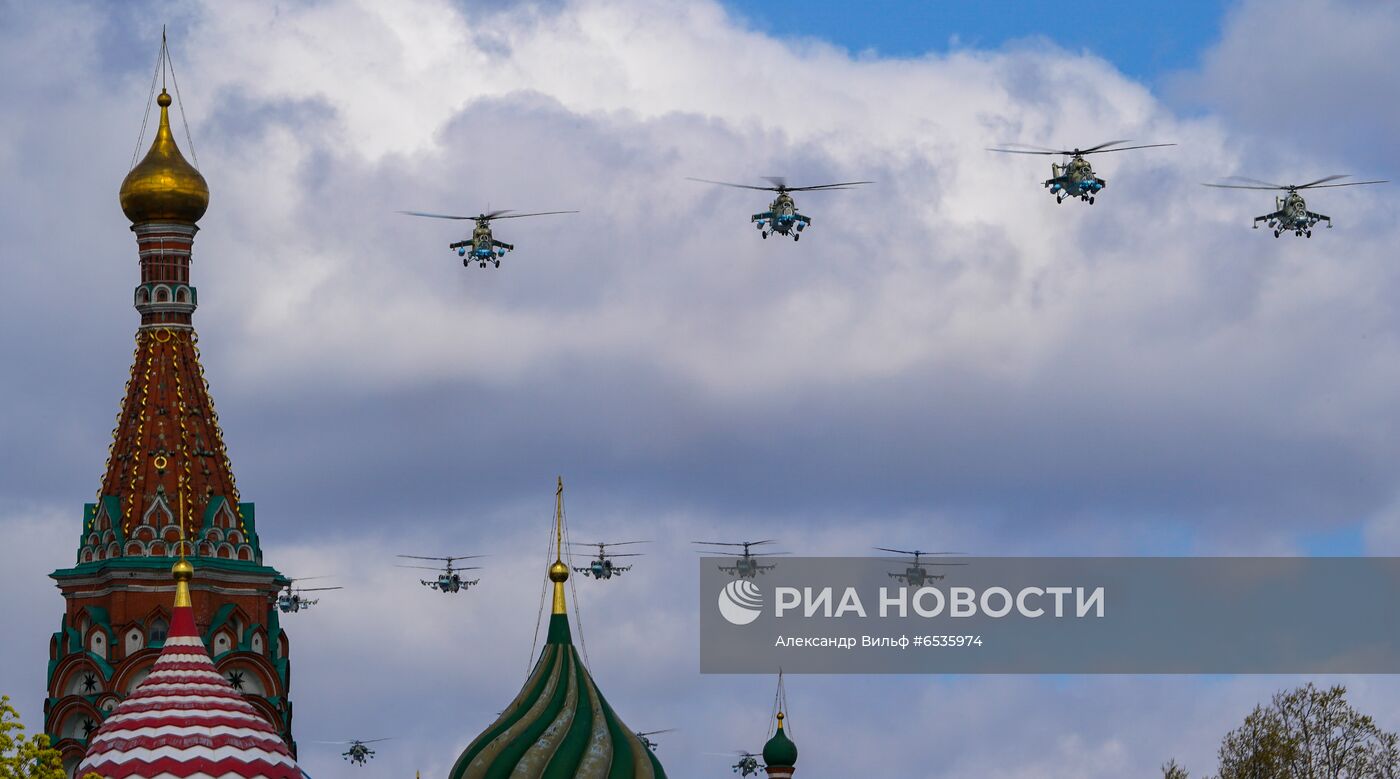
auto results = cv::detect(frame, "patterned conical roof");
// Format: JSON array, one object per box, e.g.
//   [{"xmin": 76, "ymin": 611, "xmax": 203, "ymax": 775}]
[
  {"xmin": 75, "ymin": 560, "xmax": 299, "ymax": 779},
  {"xmin": 449, "ymin": 480, "xmax": 666, "ymax": 779}
]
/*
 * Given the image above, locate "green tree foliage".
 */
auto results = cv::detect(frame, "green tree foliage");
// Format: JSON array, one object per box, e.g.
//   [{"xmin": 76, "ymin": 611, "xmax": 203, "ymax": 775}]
[
  {"xmin": 1215, "ymin": 684, "xmax": 1399, "ymax": 779},
  {"xmin": 0, "ymin": 695, "xmax": 65, "ymax": 779}
]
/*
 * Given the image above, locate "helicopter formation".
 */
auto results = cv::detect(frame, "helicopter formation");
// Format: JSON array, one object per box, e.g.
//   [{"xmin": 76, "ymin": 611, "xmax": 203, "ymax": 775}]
[{"xmin": 401, "ymin": 142, "xmax": 1386, "ymax": 265}]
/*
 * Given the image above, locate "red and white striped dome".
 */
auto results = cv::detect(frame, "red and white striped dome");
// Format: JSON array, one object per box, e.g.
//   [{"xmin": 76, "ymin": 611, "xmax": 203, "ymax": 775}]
[{"xmin": 76, "ymin": 561, "xmax": 300, "ymax": 779}]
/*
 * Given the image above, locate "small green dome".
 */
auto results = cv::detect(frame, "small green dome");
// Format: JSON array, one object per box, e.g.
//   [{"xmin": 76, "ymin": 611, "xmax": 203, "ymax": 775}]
[{"xmin": 762, "ymin": 712, "xmax": 798, "ymax": 767}]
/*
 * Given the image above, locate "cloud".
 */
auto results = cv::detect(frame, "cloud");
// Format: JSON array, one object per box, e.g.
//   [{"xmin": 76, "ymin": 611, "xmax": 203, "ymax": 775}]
[{"xmin": 5, "ymin": 0, "xmax": 1400, "ymax": 777}]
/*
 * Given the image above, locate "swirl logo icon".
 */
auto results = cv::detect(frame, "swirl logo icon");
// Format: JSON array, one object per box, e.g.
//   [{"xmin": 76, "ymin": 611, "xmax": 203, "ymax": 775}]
[{"xmin": 718, "ymin": 579, "xmax": 764, "ymax": 626}]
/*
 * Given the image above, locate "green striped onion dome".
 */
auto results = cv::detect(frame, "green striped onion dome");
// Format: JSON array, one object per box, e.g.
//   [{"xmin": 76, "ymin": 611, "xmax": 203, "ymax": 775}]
[{"xmin": 449, "ymin": 610, "xmax": 666, "ymax": 778}]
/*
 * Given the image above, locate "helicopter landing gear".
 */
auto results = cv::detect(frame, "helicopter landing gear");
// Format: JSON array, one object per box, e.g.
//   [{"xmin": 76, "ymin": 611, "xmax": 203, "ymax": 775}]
[
  {"xmin": 494, "ymin": 259, "xmax": 501, "ymax": 267},
  {"xmin": 1089, "ymin": 196, "xmax": 1095, "ymax": 205},
  {"xmin": 762, "ymin": 231, "xmax": 769, "ymax": 239},
  {"xmin": 1056, "ymin": 195, "xmax": 1063, "ymax": 204},
  {"xmin": 1273, "ymin": 230, "xmax": 1280, "ymax": 237},
  {"xmin": 794, "ymin": 233, "xmax": 800, "ymax": 241},
  {"xmin": 1306, "ymin": 230, "xmax": 1312, "ymax": 238},
  {"xmin": 463, "ymin": 258, "xmax": 470, "ymax": 267}
]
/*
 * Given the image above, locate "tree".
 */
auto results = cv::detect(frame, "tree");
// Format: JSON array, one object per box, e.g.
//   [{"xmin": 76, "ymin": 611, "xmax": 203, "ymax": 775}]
[
  {"xmin": 1162, "ymin": 758, "xmax": 1190, "ymax": 778},
  {"xmin": 1215, "ymin": 684, "xmax": 1399, "ymax": 779},
  {"xmin": 0, "ymin": 695, "xmax": 65, "ymax": 779}
]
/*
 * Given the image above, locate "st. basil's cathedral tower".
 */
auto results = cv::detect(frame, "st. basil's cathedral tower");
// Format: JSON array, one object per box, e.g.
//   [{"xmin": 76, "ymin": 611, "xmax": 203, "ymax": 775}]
[{"xmin": 43, "ymin": 74, "xmax": 296, "ymax": 774}]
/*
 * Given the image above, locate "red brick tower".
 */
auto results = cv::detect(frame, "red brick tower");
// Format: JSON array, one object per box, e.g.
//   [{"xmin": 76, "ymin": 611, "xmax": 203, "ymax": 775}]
[{"xmin": 44, "ymin": 62, "xmax": 296, "ymax": 775}]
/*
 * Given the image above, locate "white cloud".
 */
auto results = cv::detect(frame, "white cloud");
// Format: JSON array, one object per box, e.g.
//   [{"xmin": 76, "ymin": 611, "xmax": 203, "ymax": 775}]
[{"xmin": 6, "ymin": 1, "xmax": 1400, "ymax": 777}]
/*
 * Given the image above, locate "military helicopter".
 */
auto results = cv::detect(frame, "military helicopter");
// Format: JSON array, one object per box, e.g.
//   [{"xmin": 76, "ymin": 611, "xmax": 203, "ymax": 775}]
[
  {"xmin": 316, "ymin": 738, "xmax": 390, "ymax": 766},
  {"xmin": 695, "ymin": 540, "xmax": 788, "ymax": 579},
  {"xmin": 399, "ymin": 209, "xmax": 578, "ymax": 267},
  {"xmin": 275, "ymin": 578, "xmax": 342, "ymax": 614},
  {"xmin": 988, "ymin": 140, "xmax": 1175, "ymax": 204},
  {"xmin": 874, "ymin": 547, "xmax": 969, "ymax": 587},
  {"xmin": 728, "ymin": 752, "xmax": 763, "ymax": 776},
  {"xmin": 635, "ymin": 728, "xmax": 675, "ymax": 752},
  {"xmin": 687, "ymin": 177, "xmax": 872, "ymax": 240},
  {"xmin": 395, "ymin": 554, "xmax": 484, "ymax": 593},
  {"xmin": 570, "ymin": 540, "xmax": 647, "ymax": 580},
  {"xmin": 1202, "ymin": 175, "xmax": 1388, "ymax": 237}
]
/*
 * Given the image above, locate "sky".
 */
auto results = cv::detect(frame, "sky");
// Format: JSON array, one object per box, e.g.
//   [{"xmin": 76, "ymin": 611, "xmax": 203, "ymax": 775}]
[{"xmin": 2, "ymin": 0, "xmax": 1400, "ymax": 777}]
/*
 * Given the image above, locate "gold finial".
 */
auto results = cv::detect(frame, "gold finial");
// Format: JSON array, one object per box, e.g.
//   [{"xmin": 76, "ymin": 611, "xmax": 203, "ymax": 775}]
[
  {"xmin": 776, "ymin": 711, "xmax": 785, "ymax": 730},
  {"xmin": 172, "ymin": 554, "xmax": 194, "ymax": 608},
  {"xmin": 119, "ymin": 38, "xmax": 209, "ymax": 224},
  {"xmin": 550, "ymin": 476, "xmax": 569, "ymax": 614}
]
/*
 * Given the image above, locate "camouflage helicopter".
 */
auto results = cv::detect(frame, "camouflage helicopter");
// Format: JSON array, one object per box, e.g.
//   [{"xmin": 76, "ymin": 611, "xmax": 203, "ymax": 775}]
[
  {"xmin": 316, "ymin": 738, "xmax": 390, "ymax": 766},
  {"xmin": 988, "ymin": 140, "xmax": 1175, "ymax": 204},
  {"xmin": 570, "ymin": 540, "xmax": 648, "ymax": 580},
  {"xmin": 874, "ymin": 547, "xmax": 969, "ymax": 587},
  {"xmin": 687, "ymin": 177, "xmax": 872, "ymax": 240},
  {"xmin": 1202, "ymin": 175, "xmax": 1388, "ymax": 237},
  {"xmin": 695, "ymin": 540, "xmax": 788, "ymax": 579},
  {"xmin": 635, "ymin": 728, "xmax": 675, "ymax": 752},
  {"xmin": 729, "ymin": 752, "xmax": 763, "ymax": 776},
  {"xmin": 275, "ymin": 578, "xmax": 342, "ymax": 614},
  {"xmin": 395, "ymin": 554, "xmax": 483, "ymax": 593},
  {"xmin": 399, "ymin": 209, "xmax": 578, "ymax": 267}
]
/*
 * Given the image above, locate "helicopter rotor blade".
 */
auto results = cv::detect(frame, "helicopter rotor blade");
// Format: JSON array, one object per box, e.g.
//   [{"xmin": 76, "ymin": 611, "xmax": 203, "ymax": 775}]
[
  {"xmin": 295, "ymin": 586, "xmax": 343, "ymax": 593},
  {"xmin": 637, "ymin": 728, "xmax": 678, "ymax": 736},
  {"xmin": 1294, "ymin": 174, "xmax": 1350, "ymax": 189},
  {"xmin": 397, "ymin": 554, "xmax": 487, "ymax": 562},
  {"xmin": 760, "ymin": 176, "xmax": 788, "ymax": 190},
  {"xmin": 785, "ymin": 180, "xmax": 875, "ymax": 192},
  {"xmin": 987, "ymin": 143, "xmax": 1071, "ymax": 156},
  {"xmin": 1202, "ymin": 183, "xmax": 1285, "ymax": 191},
  {"xmin": 489, "ymin": 210, "xmax": 579, "ymax": 220},
  {"xmin": 693, "ymin": 540, "xmax": 777, "ymax": 547},
  {"xmin": 1077, "ymin": 139, "xmax": 1133, "ymax": 153},
  {"xmin": 1303, "ymin": 179, "xmax": 1389, "ymax": 189},
  {"xmin": 685, "ymin": 177, "xmax": 780, "ymax": 192},
  {"xmin": 1080, "ymin": 142, "xmax": 1176, "ymax": 155},
  {"xmin": 394, "ymin": 565, "xmax": 447, "ymax": 572},
  {"xmin": 397, "ymin": 210, "xmax": 476, "ymax": 220}
]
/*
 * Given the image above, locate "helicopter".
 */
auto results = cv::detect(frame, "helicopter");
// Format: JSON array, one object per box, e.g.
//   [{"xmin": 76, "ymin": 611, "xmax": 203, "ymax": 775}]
[
  {"xmin": 1202, "ymin": 175, "xmax": 1388, "ymax": 237},
  {"xmin": 695, "ymin": 540, "xmax": 788, "ymax": 579},
  {"xmin": 729, "ymin": 752, "xmax": 763, "ymax": 776},
  {"xmin": 316, "ymin": 738, "xmax": 390, "ymax": 766},
  {"xmin": 398, "ymin": 209, "xmax": 578, "ymax": 267},
  {"xmin": 874, "ymin": 547, "xmax": 969, "ymax": 587},
  {"xmin": 634, "ymin": 728, "xmax": 675, "ymax": 752},
  {"xmin": 686, "ymin": 177, "xmax": 872, "ymax": 240},
  {"xmin": 275, "ymin": 578, "xmax": 342, "ymax": 614},
  {"xmin": 570, "ymin": 540, "xmax": 647, "ymax": 580},
  {"xmin": 395, "ymin": 554, "xmax": 484, "ymax": 593},
  {"xmin": 988, "ymin": 140, "xmax": 1175, "ymax": 204}
]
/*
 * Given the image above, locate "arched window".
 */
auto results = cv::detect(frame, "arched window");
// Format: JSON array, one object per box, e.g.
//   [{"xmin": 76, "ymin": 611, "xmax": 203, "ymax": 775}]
[{"xmin": 148, "ymin": 618, "xmax": 168, "ymax": 645}]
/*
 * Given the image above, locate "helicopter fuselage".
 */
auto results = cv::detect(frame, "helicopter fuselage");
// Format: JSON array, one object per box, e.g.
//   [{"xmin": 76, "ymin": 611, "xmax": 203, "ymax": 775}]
[
  {"xmin": 451, "ymin": 220, "xmax": 514, "ymax": 267},
  {"xmin": 1254, "ymin": 190, "xmax": 1330, "ymax": 236},
  {"xmin": 752, "ymin": 193, "xmax": 810, "ymax": 239},
  {"xmin": 1045, "ymin": 156, "xmax": 1105, "ymax": 202}
]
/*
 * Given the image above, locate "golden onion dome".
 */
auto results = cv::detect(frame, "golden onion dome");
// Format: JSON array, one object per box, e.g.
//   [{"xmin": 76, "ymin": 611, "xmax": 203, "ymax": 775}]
[{"xmin": 119, "ymin": 89, "xmax": 209, "ymax": 224}]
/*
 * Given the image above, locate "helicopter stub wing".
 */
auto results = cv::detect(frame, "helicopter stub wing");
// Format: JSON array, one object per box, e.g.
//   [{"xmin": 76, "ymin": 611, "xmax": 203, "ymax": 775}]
[
  {"xmin": 1253, "ymin": 210, "xmax": 1284, "ymax": 225},
  {"xmin": 1306, "ymin": 210, "xmax": 1331, "ymax": 225},
  {"xmin": 751, "ymin": 211, "xmax": 774, "ymax": 222}
]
